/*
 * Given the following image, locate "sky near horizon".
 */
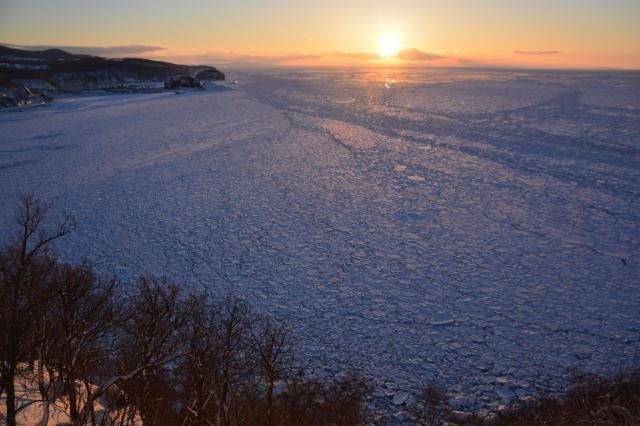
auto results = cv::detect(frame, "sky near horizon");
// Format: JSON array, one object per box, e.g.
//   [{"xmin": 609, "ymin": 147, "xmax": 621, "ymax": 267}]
[{"xmin": 1, "ymin": 0, "xmax": 639, "ymax": 69}]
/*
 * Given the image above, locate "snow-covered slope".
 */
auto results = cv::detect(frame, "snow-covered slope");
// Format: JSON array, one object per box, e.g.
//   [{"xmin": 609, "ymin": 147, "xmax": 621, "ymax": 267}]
[
  {"xmin": 0, "ymin": 364, "xmax": 134, "ymax": 425},
  {"xmin": 1, "ymin": 68, "xmax": 639, "ymax": 414}
]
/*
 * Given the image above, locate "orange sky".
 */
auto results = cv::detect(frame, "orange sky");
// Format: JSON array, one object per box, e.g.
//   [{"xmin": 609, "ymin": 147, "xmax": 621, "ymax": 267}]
[{"xmin": 2, "ymin": 0, "xmax": 639, "ymax": 69}]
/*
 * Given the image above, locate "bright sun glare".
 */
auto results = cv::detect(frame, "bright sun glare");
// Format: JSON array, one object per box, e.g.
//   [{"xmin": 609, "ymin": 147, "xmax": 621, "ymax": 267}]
[{"xmin": 379, "ymin": 34, "xmax": 401, "ymax": 58}]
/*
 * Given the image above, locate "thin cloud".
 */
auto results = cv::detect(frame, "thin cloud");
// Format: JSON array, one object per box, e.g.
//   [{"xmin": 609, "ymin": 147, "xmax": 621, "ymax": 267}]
[
  {"xmin": 514, "ymin": 50, "xmax": 561, "ymax": 56},
  {"xmin": 9, "ymin": 44, "xmax": 167, "ymax": 56},
  {"xmin": 159, "ymin": 50, "xmax": 380, "ymax": 66},
  {"xmin": 397, "ymin": 48, "xmax": 445, "ymax": 61},
  {"xmin": 176, "ymin": 51, "xmax": 321, "ymax": 63},
  {"xmin": 269, "ymin": 53, "xmax": 325, "ymax": 63},
  {"xmin": 88, "ymin": 46, "xmax": 453, "ymax": 67},
  {"xmin": 328, "ymin": 51, "xmax": 380, "ymax": 60},
  {"xmin": 231, "ymin": 51, "xmax": 380, "ymax": 63}
]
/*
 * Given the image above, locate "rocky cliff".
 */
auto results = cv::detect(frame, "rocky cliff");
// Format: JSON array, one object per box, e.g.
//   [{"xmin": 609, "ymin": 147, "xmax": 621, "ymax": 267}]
[{"xmin": 0, "ymin": 45, "xmax": 225, "ymax": 107}]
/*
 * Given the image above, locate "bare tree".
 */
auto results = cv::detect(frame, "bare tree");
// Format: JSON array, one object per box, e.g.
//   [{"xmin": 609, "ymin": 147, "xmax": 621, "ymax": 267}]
[
  {"xmin": 248, "ymin": 315, "xmax": 294, "ymax": 426},
  {"xmin": 178, "ymin": 291, "xmax": 221, "ymax": 426},
  {"xmin": 271, "ymin": 372, "xmax": 372, "ymax": 426},
  {"xmin": 30, "ymin": 269, "xmax": 62, "ymax": 426},
  {"xmin": 212, "ymin": 295, "xmax": 253, "ymax": 426},
  {"xmin": 113, "ymin": 276, "xmax": 186, "ymax": 426},
  {"xmin": 274, "ymin": 377, "xmax": 324, "ymax": 426},
  {"xmin": 0, "ymin": 194, "xmax": 75, "ymax": 426},
  {"xmin": 320, "ymin": 372, "xmax": 372, "ymax": 425},
  {"xmin": 42, "ymin": 262, "xmax": 117, "ymax": 425},
  {"xmin": 409, "ymin": 384, "xmax": 450, "ymax": 426}
]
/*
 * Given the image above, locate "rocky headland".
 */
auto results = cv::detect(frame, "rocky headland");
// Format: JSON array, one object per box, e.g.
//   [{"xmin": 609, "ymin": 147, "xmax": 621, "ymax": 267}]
[{"xmin": 0, "ymin": 45, "xmax": 225, "ymax": 108}]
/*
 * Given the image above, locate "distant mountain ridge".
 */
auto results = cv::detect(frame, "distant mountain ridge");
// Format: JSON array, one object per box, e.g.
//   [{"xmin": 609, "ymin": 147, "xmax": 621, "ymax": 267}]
[
  {"xmin": 0, "ymin": 46, "xmax": 82, "ymax": 60},
  {"xmin": 0, "ymin": 45, "xmax": 225, "ymax": 107}
]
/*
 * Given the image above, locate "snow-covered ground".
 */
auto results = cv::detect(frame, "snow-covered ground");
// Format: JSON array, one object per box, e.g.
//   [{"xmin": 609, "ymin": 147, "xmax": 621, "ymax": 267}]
[
  {"xmin": 1, "ymin": 68, "xmax": 639, "ymax": 413},
  {"xmin": 0, "ymin": 364, "xmax": 124, "ymax": 426}
]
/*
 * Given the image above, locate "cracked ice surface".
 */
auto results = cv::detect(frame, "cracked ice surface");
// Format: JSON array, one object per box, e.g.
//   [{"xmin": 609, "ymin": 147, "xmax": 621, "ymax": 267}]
[{"xmin": 1, "ymin": 69, "xmax": 639, "ymax": 412}]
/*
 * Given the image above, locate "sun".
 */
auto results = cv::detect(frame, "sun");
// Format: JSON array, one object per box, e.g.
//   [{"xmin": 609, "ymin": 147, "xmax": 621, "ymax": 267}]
[{"xmin": 379, "ymin": 34, "xmax": 402, "ymax": 58}]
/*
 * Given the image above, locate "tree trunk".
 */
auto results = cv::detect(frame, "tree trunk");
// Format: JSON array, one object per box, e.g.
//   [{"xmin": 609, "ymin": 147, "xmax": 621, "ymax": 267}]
[
  {"xmin": 266, "ymin": 379, "xmax": 274, "ymax": 426},
  {"xmin": 36, "ymin": 355, "xmax": 51, "ymax": 426},
  {"xmin": 68, "ymin": 379, "xmax": 81, "ymax": 425},
  {"xmin": 221, "ymin": 378, "xmax": 229, "ymax": 426},
  {"xmin": 215, "ymin": 395, "xmax": 222, "ymax": 426},
  {"xmin": 37, "ymin": 398, "xmax": 50, "ymax": 426},
  {"xmin": 5, "ymin": 363, "xmax": 16, "ymax": 426}
]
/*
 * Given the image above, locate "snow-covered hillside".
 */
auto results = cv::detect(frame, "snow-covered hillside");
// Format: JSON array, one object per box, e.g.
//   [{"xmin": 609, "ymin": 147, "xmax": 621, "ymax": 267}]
[
  {"xmin": 1, "ymin": 68, "xmax": 639, "ymax": 413},
  {"xmin": 0, "ymin": 364, "xmax": 136, "ymax": 426}
]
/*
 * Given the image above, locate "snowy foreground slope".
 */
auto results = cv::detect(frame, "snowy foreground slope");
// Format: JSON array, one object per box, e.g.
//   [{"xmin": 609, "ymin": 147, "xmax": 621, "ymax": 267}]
[
  {"xmin": 1, "ymin": 68, "xmax": 639, "ymax": 414},
  {"xmin": 0, "ymin": 365, "xmax": 124, "ymax": 425}
]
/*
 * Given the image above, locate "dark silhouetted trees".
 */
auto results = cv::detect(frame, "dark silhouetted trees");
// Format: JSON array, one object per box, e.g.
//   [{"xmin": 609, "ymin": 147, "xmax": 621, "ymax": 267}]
[
  {"xmin": 0, "ymin": 194, "xmax": 75, "ymax": 426},
  {"xmin": 248, "ymin": 315, "xmax": 293, "ymax": 426},
  {"xmin": 0, "ymin": 195, "xmax": 374, "ymax": 425}
]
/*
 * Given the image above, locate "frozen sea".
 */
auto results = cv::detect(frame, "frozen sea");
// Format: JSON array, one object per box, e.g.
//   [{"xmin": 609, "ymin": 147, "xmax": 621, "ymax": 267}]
[{"xmin": 1, "ymin": 67, "xmax": 639, "ymax": 413}]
